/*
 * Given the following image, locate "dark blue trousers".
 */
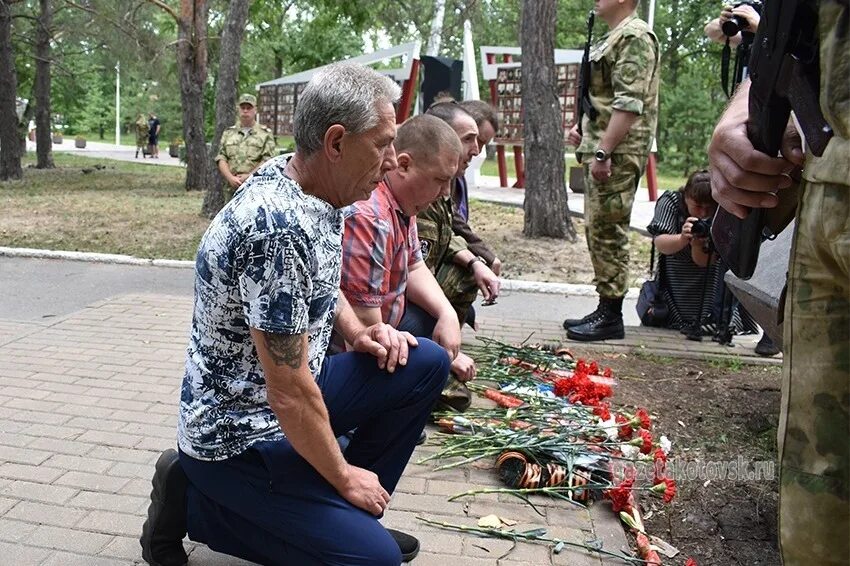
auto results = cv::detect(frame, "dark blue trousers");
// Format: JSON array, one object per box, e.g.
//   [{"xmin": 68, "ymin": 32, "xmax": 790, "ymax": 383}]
[{"xmin": 179, "ymin": 339, "xmax": 449, "ymax": 566}]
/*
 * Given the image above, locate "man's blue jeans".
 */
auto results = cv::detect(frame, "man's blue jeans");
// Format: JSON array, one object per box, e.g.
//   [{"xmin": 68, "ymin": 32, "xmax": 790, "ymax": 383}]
[{"xmin": 179, "ymin": 339, "xmax": 449, "ymax": 566}]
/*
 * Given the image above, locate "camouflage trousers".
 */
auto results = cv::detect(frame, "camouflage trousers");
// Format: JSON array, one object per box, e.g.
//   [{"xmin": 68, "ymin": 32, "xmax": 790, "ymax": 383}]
[
  {"xmin": 779, "ymin": 180, "xmax": 849, "ymax": 565},
  {"xmin": 435, "ymin": 261, "xmax": 479, "ymax": 327},
  {"xmin": 583, "ymin": 153, "xmax": 646, "ymax": 298}
]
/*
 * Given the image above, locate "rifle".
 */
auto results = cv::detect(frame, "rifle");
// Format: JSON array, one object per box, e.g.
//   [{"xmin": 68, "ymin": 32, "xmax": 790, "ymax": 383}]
[
  {"xmin": 577, "ymin": 10, "xmax": 597, "ymax": 135},
  {"xmin": 711, "ymin": 0, "xmax": 833, "ymax": 279}
]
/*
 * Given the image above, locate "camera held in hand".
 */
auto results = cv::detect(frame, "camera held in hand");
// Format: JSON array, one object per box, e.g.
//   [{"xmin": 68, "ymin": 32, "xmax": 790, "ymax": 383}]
[
  {"xmin": 721, "ymin": 0, "xmax": 762, "ymax": 36},
  {"xmin": 691, "ymin": 217, "xmax": 713, "ymax": 238}
]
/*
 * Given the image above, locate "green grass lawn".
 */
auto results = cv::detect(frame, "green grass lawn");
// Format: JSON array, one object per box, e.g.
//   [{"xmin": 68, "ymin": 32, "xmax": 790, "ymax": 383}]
[
  {"xmin": 1, "ymin": 153, "xmax": 209, "ymax": 260},
  {"xmin": 1, "ymin": 151, "xmax": 665, "ymax": 264}
]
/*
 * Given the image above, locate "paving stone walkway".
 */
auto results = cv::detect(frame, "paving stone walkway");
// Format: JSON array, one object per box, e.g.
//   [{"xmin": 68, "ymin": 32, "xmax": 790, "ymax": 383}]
[{"xmin": 0, "ymin": 292, "xmax": 637, "ymax": 566}]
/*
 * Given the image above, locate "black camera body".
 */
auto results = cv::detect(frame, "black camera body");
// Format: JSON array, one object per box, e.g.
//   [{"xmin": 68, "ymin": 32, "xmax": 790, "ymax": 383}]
[
  {"xmin": 691, "ymin": 217, "xmax": 713, "ymax": 238},
  {"xmin": 721, "ymin": 0, "xmax": 762, "ymax": 36}
]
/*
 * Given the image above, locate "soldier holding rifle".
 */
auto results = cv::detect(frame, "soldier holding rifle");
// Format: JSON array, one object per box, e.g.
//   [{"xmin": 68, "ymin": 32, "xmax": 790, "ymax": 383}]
[
  {"xmin": 708, "ymin": 1, "xmax": 848, "ymax": 564},
  {"xmin": 564, "ymin": 0, "xmax": 660, "ymax": 342}
]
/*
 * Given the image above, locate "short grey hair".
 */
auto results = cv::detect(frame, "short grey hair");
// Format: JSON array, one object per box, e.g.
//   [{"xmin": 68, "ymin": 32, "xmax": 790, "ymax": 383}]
[{"xmin": 294, "ymin": 62, "xmax": 402, "ymax": 156}]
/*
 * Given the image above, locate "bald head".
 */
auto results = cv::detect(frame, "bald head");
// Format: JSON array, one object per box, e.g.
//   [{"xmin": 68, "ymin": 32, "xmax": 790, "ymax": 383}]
[
  {"xmin": 389, "ymin": 115, "xmax": 461, "ymax": 216},
  {"xmin": 394, "ymin": 114, "xmax": 461, "ymax": 160}
]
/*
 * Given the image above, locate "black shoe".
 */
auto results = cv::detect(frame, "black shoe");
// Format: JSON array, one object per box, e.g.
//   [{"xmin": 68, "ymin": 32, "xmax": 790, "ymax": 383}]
[
  {"xmin": 567, "ymin": 297, "xmax": 625, "ymax": 342},
  {"xmin": 416, "ymin": 430, "xmax": 427, "ymax": 445},
  {"xmin": 563, "ymin": 303, "xmax": 601, "ymax": 330},
  {"xmin": 388, "ymin": 528, "xmax": 420, "ymax": 561},
  {"xmin": 754, "ymin": 334, "xmax": 780, "ymax": 356},
  {"xmin": 140, "ymin": 449, "xmax": 189, "ymax": 566}
]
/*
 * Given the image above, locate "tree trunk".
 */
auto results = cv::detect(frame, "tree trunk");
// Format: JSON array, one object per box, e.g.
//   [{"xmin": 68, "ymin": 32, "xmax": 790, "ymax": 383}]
[
  {"xmin": 177, "ymin": 0, "xmax": 208, "ymax": 191},
  {"xmin": 34, "ymin": 0, "xmax": 53, "ymax": 169},
  {"xmin": 424, "ymin": 0, "xmax": 446, "ymax": 56},
  {"xmin": 520, "ymin": 0, "xmax": 575, "ymax": 240},
  {"xmin": 202, "ymin": 0, "xmax": 250, "ymax": 217},
  {"xmin": 0, "ymin": 0, "xmax": 21, "ymax": 181}
]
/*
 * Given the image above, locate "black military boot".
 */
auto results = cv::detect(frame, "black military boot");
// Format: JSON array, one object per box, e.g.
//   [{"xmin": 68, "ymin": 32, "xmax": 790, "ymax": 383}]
[
  {"xmin": 563, "ymin": 300, "xmax": 602, "ymax": 330},
  {"xmin": 140, "ymin": 449, "xmax": 189, "ymax": 566},
  {"xmin": 567, "ymin": 297, "xmax": 625, "ymax": 341}
]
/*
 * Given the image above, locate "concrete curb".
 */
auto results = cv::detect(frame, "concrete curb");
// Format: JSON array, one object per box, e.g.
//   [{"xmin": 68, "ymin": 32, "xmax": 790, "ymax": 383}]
[{"xmin": 0, "ymin": 246, "xmax": 641, "ymax": 297}]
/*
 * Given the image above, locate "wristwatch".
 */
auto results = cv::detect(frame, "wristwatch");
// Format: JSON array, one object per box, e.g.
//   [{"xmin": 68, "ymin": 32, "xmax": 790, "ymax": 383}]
[
  {"xmin": 466, "ymin": 256, "xmax": 486, "ymax": 270},
  {"xmin": 594, "ymin": 148, "xmax": 610, "ymax": 162}
]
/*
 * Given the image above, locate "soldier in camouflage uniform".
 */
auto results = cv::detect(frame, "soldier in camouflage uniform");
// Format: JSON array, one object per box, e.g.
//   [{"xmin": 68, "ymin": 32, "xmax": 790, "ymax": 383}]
[
  {"xmin": 415, "ymin": 103, "xmax": 502, "ymax": 410},
  {"xmin": 135, "ymin": 114, "xmax": 149, "ymax": 159},
  {"xmin": 564, "ymin": 0, "xmax": 660, "ymax": 342},
  {"xmin": 709, "ymin": 2, "xmax": 848, "ymax": 563},
  {"xmin": 417, "ymin": 193, "xmax": 481, "ymax": 327},
  {"xmin": 215, "ymin": 93, "xmax": 276, "ymax": 201}
]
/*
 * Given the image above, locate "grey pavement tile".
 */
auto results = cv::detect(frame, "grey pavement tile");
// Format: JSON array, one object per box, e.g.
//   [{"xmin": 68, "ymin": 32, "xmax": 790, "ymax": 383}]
[
  {"xmin": 119, "ymin": 422, "xmax": 177, "ymax": 439},
  {"xmin": 1, "ymin": 480, "xmax": 78, "ymax": 505},
  {"xmin": 135, "ymin": 437, "xmax": 175, "ymax": 452},
  {"xmin": 117, "ymin": 478, "xmax": 150, "ymax": 498},
  {"xmin": 187, "ymin": 545, "xmax": 260, "ymax": 565},
  {"xmin": 76, "ymin": 430, "xmax": 144, "ymax": 449},
  {"xmin": 18, "ymin": 423, "xmax": 87, "ymax": 440},
  {"xmin": 66, "ymin": 491, "xmax": 147, "ymax": 514},
  {"xmin": 87, "ymin": 445, "xmax": 160, "ymax": 465},
  {"xmin": 0, "ymin": 540, "xmax": 53, "ymax": 565},
  {"xmin": 5, "ymin": 500, "xmax": 89, "ymax": 528},
  {"xmin": 78, "ymin": 510, "xmax": 144, "ymax": 537},
  {"xmin": 55, "ymin": 401, "xmax": 116, "ymax": 419},
  {"xmin": 43, "ymin": 454, "xmax": 114, "ymax": 475},
  {"xmin": 0, "ymin": 431, "xmax": 37, "ymax": 448},
  {"xmin": 40, "ymin": 551, "xmax": 130, "ymax": 566},
  {"xmin": 106, "ymin": 462, "xmax": 155, "ymax": 480},
  {"xmin": 0, "ymin": 463, "xmax": 65, "ymax": 484},
  {"xmin": 0, "ymin": 496, "xmax": 19, "ymax": 515},
  {"xmin": 98, "ymin": 535, "xmax": 141, "ymax": 561},
  {"xmin": 0, "ymin": 386, "xmax": 50, "ymax": 401},
  {"xmin": 6, "ymin": 408, "xmax": 72, "ymax": 426},
  {"xmin": 0, "ymin": 517, "xmax": 39, "ymax": 542},
  {"xmin": 0, "ymin": 445, "xmax": 53, "ymax": 466},
  {"xmin": 55, "ymin": 471, "xmax": 131, "ymax": 493},
  {"xmin": 412, "ymin": 552, "xmax": 500, "ymax": 566},
  {"xmin": 27, "ymin": 436, "xmax": 96, "ymax": 457}
]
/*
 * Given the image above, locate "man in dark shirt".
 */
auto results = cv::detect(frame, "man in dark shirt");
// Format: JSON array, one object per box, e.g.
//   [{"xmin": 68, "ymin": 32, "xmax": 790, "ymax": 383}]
[{"xmin": 147, "ymin": 112, "xmax": 161, "ymax": 158}]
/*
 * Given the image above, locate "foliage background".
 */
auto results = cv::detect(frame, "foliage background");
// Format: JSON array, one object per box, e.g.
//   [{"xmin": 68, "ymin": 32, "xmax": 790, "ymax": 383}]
[{"xmin": 11, "ymin": 0, "xmax": 728, "ymax": 177}]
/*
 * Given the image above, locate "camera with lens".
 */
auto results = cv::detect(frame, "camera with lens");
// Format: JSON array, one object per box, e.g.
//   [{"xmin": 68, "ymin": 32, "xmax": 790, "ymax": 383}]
[
  {"xmin": 691, "ymin": 217, "xmax": 713, "ymax": 238},
  {"xmin": 721, "ymin": 0, "xmax": 762, "ymax": 36}
]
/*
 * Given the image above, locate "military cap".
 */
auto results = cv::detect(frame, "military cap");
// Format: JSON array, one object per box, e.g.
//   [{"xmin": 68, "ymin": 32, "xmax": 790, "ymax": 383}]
[{"xmin": 238, "ymin": 93, "xmax": 257, "ymax": 107}]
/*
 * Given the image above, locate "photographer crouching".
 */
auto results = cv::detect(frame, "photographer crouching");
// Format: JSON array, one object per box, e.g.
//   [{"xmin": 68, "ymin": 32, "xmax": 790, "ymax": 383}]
[{"xmin": 643, "ymin": 171, "xmax": 758, "ymax": 337}]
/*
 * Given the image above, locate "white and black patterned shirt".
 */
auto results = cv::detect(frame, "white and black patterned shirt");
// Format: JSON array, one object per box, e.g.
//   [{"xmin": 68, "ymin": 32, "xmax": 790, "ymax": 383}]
[{"xmin": 178, "ymin": 156, "xmax": 343, "ymax": 461}]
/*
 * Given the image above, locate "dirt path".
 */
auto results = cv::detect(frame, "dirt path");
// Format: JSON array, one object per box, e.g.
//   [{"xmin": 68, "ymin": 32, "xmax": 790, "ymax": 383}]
[{"xmin": 468, "ymin": 201, "xmax": 652, "ymax": 285}]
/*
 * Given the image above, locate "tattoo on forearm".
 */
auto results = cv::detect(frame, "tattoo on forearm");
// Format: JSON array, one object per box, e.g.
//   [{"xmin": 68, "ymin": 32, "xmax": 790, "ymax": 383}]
[{"xmin": 263, "ymin": 333, "xmax": 303, "ymax": 369}]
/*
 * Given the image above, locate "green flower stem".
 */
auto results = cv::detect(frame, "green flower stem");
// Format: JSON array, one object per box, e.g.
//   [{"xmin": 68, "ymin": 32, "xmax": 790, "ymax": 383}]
[{"xmin": 416, "ymin": 516, "xmax": 644, "ymax": 564}]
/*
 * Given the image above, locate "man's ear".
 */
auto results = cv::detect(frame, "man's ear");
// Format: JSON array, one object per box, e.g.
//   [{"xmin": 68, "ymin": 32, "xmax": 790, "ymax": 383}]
[
  {"xmin": 396, "ymin": 152, "xmax": 412, "ymax": 174},
  {"xmin": 322, "ymin": 125, "xmax": 346, "ymax": 162}
]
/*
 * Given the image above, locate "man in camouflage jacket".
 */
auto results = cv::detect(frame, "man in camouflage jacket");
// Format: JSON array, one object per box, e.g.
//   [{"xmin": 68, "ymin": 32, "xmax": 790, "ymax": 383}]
[
  {"xmin": 215, "ymin": 93, "xmax": 277, "ymax": 200},
  {"xmin": 564, "ymin": 0, "xmax": 660, "ymax": 342}
]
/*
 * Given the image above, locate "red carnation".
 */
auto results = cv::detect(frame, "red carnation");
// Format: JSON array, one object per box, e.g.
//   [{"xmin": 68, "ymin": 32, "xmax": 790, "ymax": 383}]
[
  {"xmin": 604, "ymin": 476, "xmax": 635, "ymax": 513},
  {"xmin": 602, "ymin": 366, "xmax": 613, "ymax": 378},
  {"xmin": 637, "ymin": 428, "xmax": 654, "ymax": 454},
  {"xmin": 553, "ymin": 377, "xmax": 571, "ymax": 397},
  {"xmin": 633, "ymin": 408, "xmax": 651, "ymax": 430},
  {"xmin": 575, "ymin": 359, "xmax": 588, "ymax": 375},
  {"xmin": 593, "ymin": 402, "xmax": 611, "ymax": 421},
  {"xmin": 685, "ymin": 558, "xmax": 698, "ymax": 566},
  {"xmin": 616, "ymin": 414, "xmax": 634, "ymax": 439},
  {"xmin": 651, "ymin": 476, "xmax": 677, "ymax": 503},
  {"xmin": 589, "ymin": 361, "xmax": 599, "ymax": 375}
]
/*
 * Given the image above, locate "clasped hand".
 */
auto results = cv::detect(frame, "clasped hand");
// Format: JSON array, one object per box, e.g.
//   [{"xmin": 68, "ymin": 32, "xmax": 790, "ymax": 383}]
[{"xmin": 350, "ymin": 322, "xmax": 418, "ymax": 373}]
